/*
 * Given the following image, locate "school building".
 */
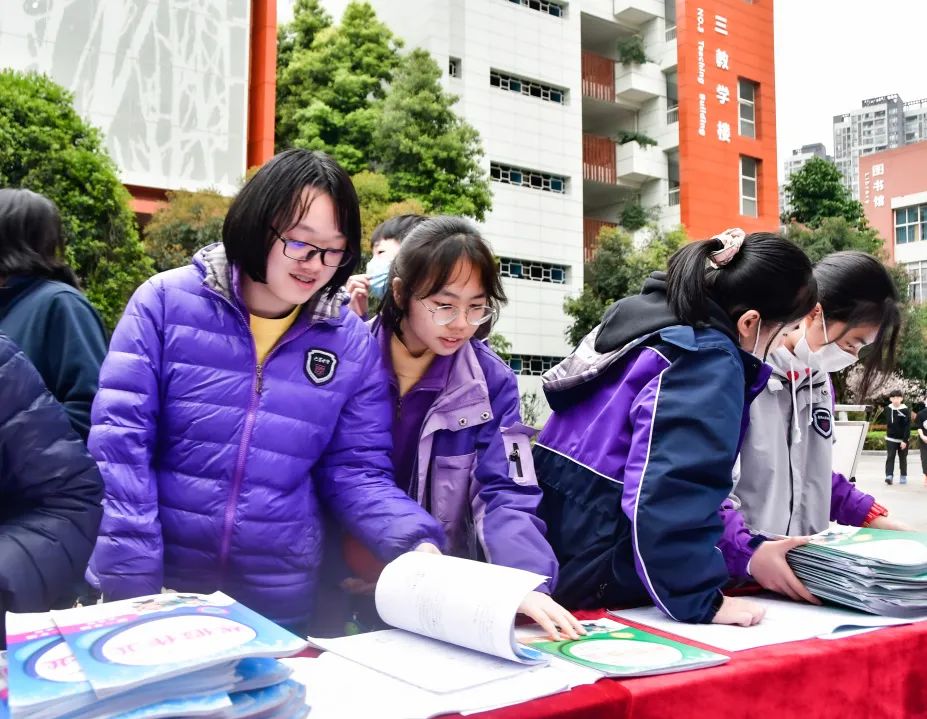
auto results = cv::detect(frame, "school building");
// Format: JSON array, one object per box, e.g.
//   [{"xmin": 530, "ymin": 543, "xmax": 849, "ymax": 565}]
[
  {"xmin": 326, "ymin": 0, "xmax": 779, "ymax": 398},
  {"xmin": 858, "ymin": 141, "xmax": 927, "ymax": 301},
  {"xmin": 0, "ymin": 0, "xmax": 277, "ymax": 221}
]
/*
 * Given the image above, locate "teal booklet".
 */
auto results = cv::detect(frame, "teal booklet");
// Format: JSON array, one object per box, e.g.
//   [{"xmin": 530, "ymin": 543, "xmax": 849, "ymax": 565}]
[
  {"xmin": 50, "ymin": 592, "xmax": 308, "ymax": 699},
  {"xmin": 518, "ymin": 618, "xmax": 729, "ymax": 677}
]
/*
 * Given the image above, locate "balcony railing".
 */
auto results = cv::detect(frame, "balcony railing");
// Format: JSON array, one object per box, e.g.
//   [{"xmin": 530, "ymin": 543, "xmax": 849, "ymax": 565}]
[
  {"xmin": 665, "ymin": 25, "xmax": 677, "ymax": 41},
  {"xmin": 581, "ymin": 51, "xmax": 616, "ymax": 102},
  {"xmin": 668, "ymin": 187, "xmax": 680, "ymax": 206},
  {"xmin": 582, "ymin": 134, "xmax": 617, "ymax": 184},
  {"xmin": 666, "ymin": 106, "xmax": 679, "ymax": 124}
]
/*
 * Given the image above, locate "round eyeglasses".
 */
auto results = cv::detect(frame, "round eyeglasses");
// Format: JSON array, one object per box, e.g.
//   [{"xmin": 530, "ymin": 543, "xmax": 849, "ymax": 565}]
[
  {"xmin": 417, "ymin": 297, "xmax": 497, "ymax": 326},
  {"xmin": 271, "ymin": 229, "xmax": 353, "ymax": 268}
]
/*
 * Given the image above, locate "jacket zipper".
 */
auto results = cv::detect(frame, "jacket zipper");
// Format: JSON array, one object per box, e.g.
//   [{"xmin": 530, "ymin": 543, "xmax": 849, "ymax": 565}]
[{"xmin": 208, "ymin": 285, "xmax": 314, "ymax": 578}]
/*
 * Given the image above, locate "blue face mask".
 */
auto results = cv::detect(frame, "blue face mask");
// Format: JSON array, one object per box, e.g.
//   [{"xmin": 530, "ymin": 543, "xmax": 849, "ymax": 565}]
[{"xmin": 366, "ymin": 254, "xmax": 392, "ymax": 301}]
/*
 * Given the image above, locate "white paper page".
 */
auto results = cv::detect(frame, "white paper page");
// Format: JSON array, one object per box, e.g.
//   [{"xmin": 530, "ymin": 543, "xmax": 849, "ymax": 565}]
[
  {"xmin": 307, "ymin": 630, "xmax": 536, "ymax": 694},
  {"xmin": 282, "ymin": 653, "xmax": 579, "ymax": 719},
  {"xmin": 609, "ymin": 596, "xmax": 927, "ymax": 652},
  {"xmin": 375, "ymin": 552, "xmax": 547, "ymax": 662}
]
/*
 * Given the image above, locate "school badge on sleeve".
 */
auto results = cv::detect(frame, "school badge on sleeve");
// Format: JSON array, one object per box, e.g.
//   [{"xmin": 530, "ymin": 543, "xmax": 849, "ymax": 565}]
[
  {"xmin": 812, "ymin": 407, "xmax": 833, "ymax": 439},
  {"xmin": 305, "ymin": 349, "xmax": 338, "ymax": 385}
]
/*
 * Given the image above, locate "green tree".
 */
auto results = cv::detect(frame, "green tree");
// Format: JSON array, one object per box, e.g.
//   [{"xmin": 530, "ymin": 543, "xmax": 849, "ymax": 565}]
[
  {"xmin": 351, "ymin": 170, "xmax": 425, "ymax": 255},
  {"xmin": 0, "ymin": 70, "xmax": 153, "ymax": 328},
  {"xmin": 784, "ymin": 216, "xmax": 882, "ymax": 263},
  {"xmin": 143, "ymin": 189, "xmax": 232, "ymax": 273},
  {"xmin": 563, "ymin": 225, "xmax": 686, "ymax": 346},
  {"xmin": 276, "ymin": 0, "xmax": 331, "ymax": 73},
  {"xmin": 372, "ymin": 49, "xmax": 492, "ymax": 220},
  {"xmin": 896, "ymin": 304, "xmax": 927, "ymax": 384},
  {"xmin": 275, "ymin": 1, "xmax": 402, "ymax": 172},
  {"xmin": 782, "ymin": 156, "xmax": 866, "ymax": 229}
]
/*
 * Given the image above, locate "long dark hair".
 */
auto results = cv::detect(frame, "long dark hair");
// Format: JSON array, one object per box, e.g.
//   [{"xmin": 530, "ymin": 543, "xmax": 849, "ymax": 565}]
[
  {"xmin": 0, "ymin": 188, "xmax": 79, "ymax": 287},
  {"xmin": 666, "ymin": 231, "xmax": 817, "ymax": 350},
  {"xmin": 223, "ymin": 149, "xmax": 361, "ymax": 298},
  {"xmin": 378, "ymin": 216, "xmax": 507, "ymax": 339},
  {"xmin": 814, "ymin": 251, "xmax": 900, "ymax": 396}
]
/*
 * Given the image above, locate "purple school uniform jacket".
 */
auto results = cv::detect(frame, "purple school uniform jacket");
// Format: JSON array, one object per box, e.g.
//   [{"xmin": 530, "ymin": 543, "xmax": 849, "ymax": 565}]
[
  {"xmin": 372, "ymin": 321, "xmax": 558, "ymax": 592},
  {"xmin": 88, "ymin": 244, "xmax": 444, "ymax": 629}
]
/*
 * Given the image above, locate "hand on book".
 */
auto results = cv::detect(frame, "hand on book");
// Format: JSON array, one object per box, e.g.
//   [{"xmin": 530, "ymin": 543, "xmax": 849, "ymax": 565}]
[
  {"xmin": 711, "ymin": 596, "xmax": 766, "ymax": 627},
  {"xmin": 517, "ymin": 591, "xmax": 586, "ymax": 641},
  {"xmin": 867, "ymin": 515, "xmax": 914, "ymax": 531},
  {"xmin": 749, "ymin": 537, "xmax": 821, "ymax": 605}
]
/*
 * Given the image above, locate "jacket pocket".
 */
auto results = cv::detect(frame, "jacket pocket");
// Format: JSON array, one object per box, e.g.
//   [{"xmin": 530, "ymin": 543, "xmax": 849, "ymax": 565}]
[
  {"xmin": 431, "ymin": 453, "xmax": 476, "ymax": 556},
  {"xmin": 501, "ymin": 423, "xmax": 538, "ymax": 487}
]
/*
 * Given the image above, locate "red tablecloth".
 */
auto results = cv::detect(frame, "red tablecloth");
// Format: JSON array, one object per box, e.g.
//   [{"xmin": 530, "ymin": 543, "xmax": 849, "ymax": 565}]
[{"xmin": 463, "ymin": 611, "xmax": 927, "ymax": 719}]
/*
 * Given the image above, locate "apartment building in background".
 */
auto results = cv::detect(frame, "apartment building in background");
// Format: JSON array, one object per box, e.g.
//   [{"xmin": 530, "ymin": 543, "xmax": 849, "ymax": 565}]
[
  {"xmin": 0, "ymin": 0, "xmax": 277, "ymax": 219},
  {"xmin": 338, "ymin": 0, "xmax": 779, "ymax": 398},
  {"xmin": 780, "ymin": 142, "xmax": 829, "ymax": 215},
  {"xmin": 834, "ymin": 94, "xmax": 927, "ymax": 200}
]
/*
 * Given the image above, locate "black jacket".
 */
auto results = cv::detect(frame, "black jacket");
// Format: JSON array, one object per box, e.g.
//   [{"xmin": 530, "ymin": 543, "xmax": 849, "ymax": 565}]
[
  {"xmin": 0, "ymin": 333, "xmax": 103, "ymax": 646},
  {"xmin": 0, "ymin": 277, "xmax": 107, "ymax": 441},
  {"xmin": 885, "ymin": 403, "xmax": 912, "ymax": 442}
]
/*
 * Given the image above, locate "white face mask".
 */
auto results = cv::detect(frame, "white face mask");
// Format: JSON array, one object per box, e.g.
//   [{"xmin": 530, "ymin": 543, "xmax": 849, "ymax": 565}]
[
  {"xmin": 749, "ymin": 318, "xmax": 763, "ymax": 358},
  {"xmin": 793, "ymin": 315, "xmax": 858, "ymax": 373}
]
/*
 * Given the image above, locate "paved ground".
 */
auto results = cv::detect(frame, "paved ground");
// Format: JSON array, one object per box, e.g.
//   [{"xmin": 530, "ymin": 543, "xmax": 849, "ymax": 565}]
[{"xmin": 854, "ymin": 452, "xmax": 927, "ymax": 531}]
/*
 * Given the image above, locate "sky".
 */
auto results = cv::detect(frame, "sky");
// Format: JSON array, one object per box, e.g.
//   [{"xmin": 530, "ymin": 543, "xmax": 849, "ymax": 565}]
[
  {"xmin": 277, "ymin": 0, "xmax": 925, "ymax": 181},
  {"xmin": 773, "ymin": 0, "xmax": 924, "ymax": 178}
]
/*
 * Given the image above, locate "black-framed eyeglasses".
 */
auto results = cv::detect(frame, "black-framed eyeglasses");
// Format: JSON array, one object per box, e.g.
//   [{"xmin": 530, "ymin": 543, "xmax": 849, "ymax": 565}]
[
  {"xmin": 416, "ymin": 297, "xmax": 497, "ymax": 327},
  {"xmin": 271, "ymin": 228, "xmax": 353, "ymax": 268}
]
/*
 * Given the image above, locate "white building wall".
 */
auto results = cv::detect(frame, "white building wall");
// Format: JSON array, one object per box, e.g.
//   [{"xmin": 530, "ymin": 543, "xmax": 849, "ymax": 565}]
[
  {"xmin": 0, "ymin": 0, "xmax": 251, "ymax": 195},
  {"xmin": 339, "ymin": 0, "xmax": 585, "ymax": 395}
]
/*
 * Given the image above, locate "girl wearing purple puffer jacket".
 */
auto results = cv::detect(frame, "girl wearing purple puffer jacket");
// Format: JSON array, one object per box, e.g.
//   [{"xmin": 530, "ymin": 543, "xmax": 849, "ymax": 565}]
[{"xmin": 87, "ymin": 150, "xmax": 444, "ymax": 632}]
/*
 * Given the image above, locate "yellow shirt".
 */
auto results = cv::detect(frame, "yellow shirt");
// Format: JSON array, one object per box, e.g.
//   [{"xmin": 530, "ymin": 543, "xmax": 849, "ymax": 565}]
[
  {"xmin": 391, "ymin": 333, "xmax": 435, "ymax": 397},
  {"xmin": 250, "ymin": 305, "xmax": 301, "ymax": 364}
]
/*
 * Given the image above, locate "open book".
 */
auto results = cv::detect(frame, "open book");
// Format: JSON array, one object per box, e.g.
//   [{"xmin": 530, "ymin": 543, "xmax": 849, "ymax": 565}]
[{"xmin": 309, "ymin": 553, "xmax": 728, "ymax": 694}]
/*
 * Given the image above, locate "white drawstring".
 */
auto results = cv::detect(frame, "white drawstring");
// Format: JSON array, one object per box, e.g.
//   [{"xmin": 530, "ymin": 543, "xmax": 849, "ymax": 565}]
[{"xmin": 789, "ymin": 356, "xmax": 802, "ymax": 445}]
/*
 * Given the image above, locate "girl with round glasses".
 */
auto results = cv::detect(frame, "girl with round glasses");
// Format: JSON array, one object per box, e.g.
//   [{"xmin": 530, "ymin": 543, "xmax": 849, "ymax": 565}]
[
  {"xmin": 87, "ymin": 149, "xmax": 444, "ymax": 633},
  {"xmin": 344, "ymin": 216, "xmax": 583, "ymax": 640}
]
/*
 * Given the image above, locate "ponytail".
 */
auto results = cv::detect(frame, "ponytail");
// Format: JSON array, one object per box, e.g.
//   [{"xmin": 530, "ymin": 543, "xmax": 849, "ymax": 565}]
[{"xmin": 666, "ymin": 231, "xmax": 817, "ymax": 329}]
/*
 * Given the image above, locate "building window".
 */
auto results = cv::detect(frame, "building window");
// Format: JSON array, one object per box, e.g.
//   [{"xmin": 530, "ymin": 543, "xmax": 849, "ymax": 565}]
[
  {"xmin": 905, "ymin": 260, "xmax": 927, "ymax": 302},
  {"xmin": 499, "ymin": 257, "xmax": 568, "ymax": 284},
  {"xmin": 738, "ymin": 78, "xmax": 757, "ymax": 138},
  {"xmin": 895, "ymin": 204, "xmax": 927, "ymax": 245},
  {"xmin": 507, "ymin": 355, "xmax": 563, "ymax": 376},
  {"xmin": 490, "ymin": 70, "xmax": 566, "ymax": 104},
  {"xmin": 507, "ymin": 0, "xmax": 565, "ymax": 18},
  {"xmin": 668, "ymin": 152, "xmax": 680, "ymax": 206},
  {"xmin": 449, "ymin": 57, "xmax": 461, "ymax": 78},
  {"xmin": 665, "ymin": 71, "xmax": 678, "ymax": 124},
  {"xmin": 740, "ymin": 156, "xmax": 759, "ymax": 217},
  {"xmin": 490, "ymin": 163, "xmax": 567, "ymax": 193}
]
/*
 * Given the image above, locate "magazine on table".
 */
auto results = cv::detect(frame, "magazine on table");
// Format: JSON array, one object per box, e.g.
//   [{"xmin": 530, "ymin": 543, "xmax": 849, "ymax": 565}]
[
  {"xmin": 309, "ymin": 553, "xmax": 728, "ymax": 694},
  {"xmin": 49, "ymin": 592, "xmax": 308, "ymax": 699}
]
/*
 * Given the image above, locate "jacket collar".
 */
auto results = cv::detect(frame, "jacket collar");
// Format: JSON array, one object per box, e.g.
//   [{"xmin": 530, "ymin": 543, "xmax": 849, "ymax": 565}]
[
  {"xmin": 371, "ymin": 320, "xmax": 493, "ymax": 432},
  {"xmin": 194, "ymin": 243, "xmax": 345, "ymax": 326}
]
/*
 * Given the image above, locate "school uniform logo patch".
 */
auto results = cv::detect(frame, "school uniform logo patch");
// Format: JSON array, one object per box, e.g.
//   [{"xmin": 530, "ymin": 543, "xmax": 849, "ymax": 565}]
[
  {"xmin": 812, "ymin": 407, "xmax": 833, "ymax": 439},
  {"xmin": 305, "ymin": 349, "xmax": 338, "ymax": 385}
]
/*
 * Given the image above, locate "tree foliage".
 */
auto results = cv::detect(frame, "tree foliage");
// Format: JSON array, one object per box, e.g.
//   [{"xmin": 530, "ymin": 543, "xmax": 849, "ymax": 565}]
[
  {"xmin": 276, "ymin": 2, "xmax": 491, "ymax": 219},
  {"xmin": 563, "ymin": 225, "xmax": 686, "ymax": 346},
  {"xmin": 275, "ymin": 1, "xmax": 402, "ymax": 173},
  {"xmin": 351, "ymin": 170, "xmax": 425, "ymax": 256},
  {"xmin": 143, "ymin": 189, "xmax": 232, "ymax": 273},
  {"xmin": 784, "ymin": 216, "xmax": 882, "ymax": 263},
  {"xmin": 782, "ymin": 157, "xmax": 866, "ymax": 229},
  {"xmin": 0, "ymin": 70, "xmax": 153, "ymax": 328},
  {"xmin": 372, "ymin": 49, "xmax": 492, "ymax": 220}
]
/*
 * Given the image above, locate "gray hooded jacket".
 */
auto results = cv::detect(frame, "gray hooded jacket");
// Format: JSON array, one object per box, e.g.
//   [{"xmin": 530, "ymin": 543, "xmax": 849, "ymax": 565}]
[{"xmin": 733, "ymin": 346, "xmax": 874, "ymax": 536}]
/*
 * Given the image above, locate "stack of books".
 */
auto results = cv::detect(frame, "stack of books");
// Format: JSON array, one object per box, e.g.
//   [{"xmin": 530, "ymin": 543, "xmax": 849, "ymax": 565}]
[
  {"xmin": 787, "ymin": 527, "xmax": 927, "ymax": 617},
  {"xmin": 3, "ymin": 592, "xmax": 309, "ymax": 718}
]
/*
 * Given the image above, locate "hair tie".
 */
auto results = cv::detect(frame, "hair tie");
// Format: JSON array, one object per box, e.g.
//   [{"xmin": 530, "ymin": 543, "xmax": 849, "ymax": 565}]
[{"xmin": 706, "ymin": 228, "xmax": 746, "ymax": 269}]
